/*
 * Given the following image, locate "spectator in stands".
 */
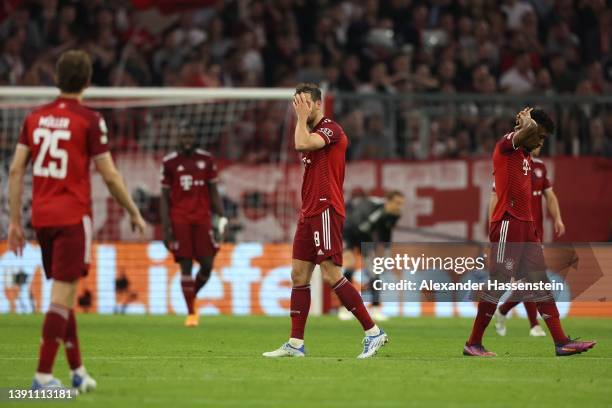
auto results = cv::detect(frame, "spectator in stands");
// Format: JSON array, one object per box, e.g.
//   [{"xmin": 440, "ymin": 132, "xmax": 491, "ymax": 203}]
[
  {"xmin": 0, "ymin": 0, "xmax": 609, "ymax": 159},
  {"xmin": 500, "ymin": 51, "xmax": 536, "ymax": 94}
]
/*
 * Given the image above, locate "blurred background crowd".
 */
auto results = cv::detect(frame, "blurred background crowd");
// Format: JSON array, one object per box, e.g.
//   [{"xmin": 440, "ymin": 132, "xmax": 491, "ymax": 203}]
[{"xmin": 0, "ymin": 0, "xmax": 611, "ymax": 159}]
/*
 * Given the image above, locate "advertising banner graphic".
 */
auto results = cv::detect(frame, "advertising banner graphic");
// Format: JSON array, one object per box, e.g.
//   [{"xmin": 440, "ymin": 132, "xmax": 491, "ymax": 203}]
[{"xmin": 2, "ymin": 242, "xmax": 611, "ymax": 317}]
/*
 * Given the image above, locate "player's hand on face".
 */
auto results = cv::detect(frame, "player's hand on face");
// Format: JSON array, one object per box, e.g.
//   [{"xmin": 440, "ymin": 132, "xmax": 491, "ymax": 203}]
[
  {"xmin": 7, "ymin": 223, "xmax": 25, "ymax": 256},
  {"xmin": 554, "ymin": 219, "xmax": 566, "ymax": 237},
  {"xmin": 515, "ymin": 107, "xmax": 534, "ymax": 130},
  {"xmin": 293, "ymin": 93, "xmax": 312, "ymax": 120},
  {"xmin": 130, "ymin": 212, "xmax": 147, "ymax": 237}
]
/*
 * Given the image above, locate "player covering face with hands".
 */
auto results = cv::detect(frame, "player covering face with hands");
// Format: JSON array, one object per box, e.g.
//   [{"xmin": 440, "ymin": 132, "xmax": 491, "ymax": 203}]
[
  {"xmin": 8, "ymin": 50, "xmax": 146, "ymax": 392},
  {"xmin": 263, "ymin": 83, "xmax": 388, "ymax": 359},
  {"xmin": 464, "ymin": 107, "xmax": 595, "ymax": 357}
]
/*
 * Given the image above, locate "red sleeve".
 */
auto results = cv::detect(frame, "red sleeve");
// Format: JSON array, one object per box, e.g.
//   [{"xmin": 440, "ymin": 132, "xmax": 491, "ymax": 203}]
[
  {"xmin": 314, "ymin": 121, "xmax": 342, "ymax": 145},
  {"xmin": 161, "ymin": 160, "xmax": 172, "ymax": 188},
  {"xmin": 18, "ymin": 120, "xmax": 29, "ymax": 147},
  {"xmin": 207, "ymin": 156, "xmax": 218, "ymax": 182},
  {"xmin": 543, "ymin": 165, "xmax": 552, "ymax": 190},
  {"xmin": 88, "ymin": 113, "xmax": 110, "ymax": 158},
  {"xmin": 497, "ymin": 132, "xmax": 518, "ymax": 154}
]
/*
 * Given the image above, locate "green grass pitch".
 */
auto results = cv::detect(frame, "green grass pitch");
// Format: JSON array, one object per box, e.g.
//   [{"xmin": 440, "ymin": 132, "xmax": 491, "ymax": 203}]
[{"xmin": 0, "ymin": 314, "xmax": 610, "ymax": 407}]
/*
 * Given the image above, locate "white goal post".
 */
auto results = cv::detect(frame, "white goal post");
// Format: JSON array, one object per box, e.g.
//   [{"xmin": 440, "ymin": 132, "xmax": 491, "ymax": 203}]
[{"xmin": 0, "ymin": 86, "xmax": 326, "ymax": 316}]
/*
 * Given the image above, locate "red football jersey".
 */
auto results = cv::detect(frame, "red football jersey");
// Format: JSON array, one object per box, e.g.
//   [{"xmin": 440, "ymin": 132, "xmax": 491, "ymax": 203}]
[
  {"xmin": 299, "ymin": 117, "xmax": 348, "ymax": 219},
  {"xmin": 18, "ymin": 97, "xmax": 109, "ymax": 227},
  {"xmin": 161, "ymin": 149, "xmax": 218, "ymax": 224},
  {"xmin": 531, "ymin": 158, "xmax": 552, "ymax": 238},
  {"xmin": 491, "ymin": 132, "xmax": 534, "ymax": 222}
]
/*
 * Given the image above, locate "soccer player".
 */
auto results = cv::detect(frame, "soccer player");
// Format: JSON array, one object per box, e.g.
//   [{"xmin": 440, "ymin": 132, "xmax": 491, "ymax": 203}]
[
  {"xmin": 491, "ymin": 145, "xmax": 566, "ymax": 337},
  {"xmin": 463, "ymin": 107, "xmax": 596, "ymax": 357},
  {"xmin": 7, "ymin": 50, "xmax": 147, "ymax": 391},
  {"xmin": 339, "ymin": 191, "xmax": 405, "ymax": 321},
  {"xmin": 263, "ymin": 83, "xmax": 388, "ymax": 359},
  {"xmin": 160, "ymin": 123, "xmax": 227, "ymax": 327}
]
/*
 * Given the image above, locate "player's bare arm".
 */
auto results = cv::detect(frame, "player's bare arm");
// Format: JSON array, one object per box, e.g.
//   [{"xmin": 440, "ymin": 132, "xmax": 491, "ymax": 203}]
[
  {"xmin": 159, "ymin": 186, "xmax": 174, "ymax": 250},
  {"xmin": 544, "ymin": 188, "xmax": 565, "ymax": 237},
  {"xmin": 511, "ymin": 108, "xmax": 539, "ymax": 149},
  {"xmin": 7, "ymin": 144, "xmax": 30, "ymax": 255},
  {"xmin": 488, "ymin": 192, "xmax": 498, "ymax": 223},
  {"xmin": 94, "ymin": 152, "xmax": 146, "ymax": 235},
  {"xmin": 293, "ymin": 93, "xmax": 325, "ymax": 152}
]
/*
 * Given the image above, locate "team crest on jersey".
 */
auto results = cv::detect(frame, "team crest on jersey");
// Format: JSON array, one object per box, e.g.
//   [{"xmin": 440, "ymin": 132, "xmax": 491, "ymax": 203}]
[
  {"xmin": 177, "ymin": 165, "xmax": 185, "ymax": 172},
  {"xmin": 197, "ymin": 160, "xmax": 206, "ymax": 169},
  {"xmin": 534, "ymin": 168, "xmax": 542, "ymax": 178}
]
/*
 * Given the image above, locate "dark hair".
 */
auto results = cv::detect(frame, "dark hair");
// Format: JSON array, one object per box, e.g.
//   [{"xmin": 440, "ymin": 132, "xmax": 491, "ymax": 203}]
[
  {"xmin": 295, "ymin": 83, "xmax": 321, "ymax": 101},
  {"xmin": 56, "ymin": 50, "xmax": 92, "ymax": 93},
  {"xmin": 530, "ymin": 108, "xmax": 555, "ymax": 134},
  {"xmin": 386, "ymin": 190, "xmax": 405, "ymax": 200}
]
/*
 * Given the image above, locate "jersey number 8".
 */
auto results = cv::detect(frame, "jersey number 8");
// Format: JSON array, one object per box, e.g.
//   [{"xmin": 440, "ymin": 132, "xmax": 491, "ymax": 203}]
[{"xmin": 33, "ymin": 128, "xmax": 71, "ymax": 179}]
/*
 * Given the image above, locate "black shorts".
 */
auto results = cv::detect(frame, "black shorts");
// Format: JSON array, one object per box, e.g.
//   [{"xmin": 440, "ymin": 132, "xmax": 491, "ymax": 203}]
[{"xmin": 343, "ymin": 229, "xmax": 369, "ymax": 252}]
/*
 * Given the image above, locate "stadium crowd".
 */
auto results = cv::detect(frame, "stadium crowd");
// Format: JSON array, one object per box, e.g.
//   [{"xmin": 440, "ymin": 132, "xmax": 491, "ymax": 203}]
[{"xmin": 0, "ymin": 0, "xmax": 611, "ymax": 159}]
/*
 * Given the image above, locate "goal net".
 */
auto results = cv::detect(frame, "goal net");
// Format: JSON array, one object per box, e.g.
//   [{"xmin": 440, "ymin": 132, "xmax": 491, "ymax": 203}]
[{"xmin": 0, "ymin": 87, "xmax": 302, "ymax": 243}]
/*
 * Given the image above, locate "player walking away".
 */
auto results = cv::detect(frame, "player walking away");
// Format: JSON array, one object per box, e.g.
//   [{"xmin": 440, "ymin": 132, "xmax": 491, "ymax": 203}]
[
  {"xmin": 263, "ymin": 83, "xmax": 388, "ymax": 359},
  {"xmin": 160, "ymin": 123, "xmax": 227, "ymax": 327},
  {"xmin": 339, "ymin": 191, "xmax": 405, "ymax": 322},
  {"xmin": 491, "ymin": 145, "xmax": 566, "ymax": 337},
  {"xmin": 463, "ymin": 107, "xmax": 596, "ymax": 357},
  {"xmin": 7, "ymin": 50, "xmax": 147, "ymax": 391}
]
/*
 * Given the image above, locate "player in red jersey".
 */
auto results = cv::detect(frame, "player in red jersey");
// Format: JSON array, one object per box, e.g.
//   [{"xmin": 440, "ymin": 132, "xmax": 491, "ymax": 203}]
[
  {"xmin": 491, "ymin": 145, "xmax": 566, "ymax": 337},
  {"xmin": 263, "ymin": 83, "xmax": 387, "ymax": 359},
  {"xmin": 7, "ymin": 50, "xmax": 146, "ymax": 391},
  {"xmin": 463, "ymin": 107, "xmax": 595, "ymax": 357},
  {"xmin": 160, "ymin": 123, "xmax": 226, "ymax": 327}
]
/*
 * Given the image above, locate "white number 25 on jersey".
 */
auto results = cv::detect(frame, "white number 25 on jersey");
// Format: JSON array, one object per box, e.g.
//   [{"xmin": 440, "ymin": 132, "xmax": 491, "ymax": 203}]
[{"xmin": 32, "ymin": 128, "xmax": 70, "ymax": 179}]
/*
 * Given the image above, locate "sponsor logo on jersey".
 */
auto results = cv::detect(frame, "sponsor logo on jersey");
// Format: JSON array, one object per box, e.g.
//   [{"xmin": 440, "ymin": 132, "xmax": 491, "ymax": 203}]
[
  {"xmin": 318, "ymin": 127, "xmax": 334, "ymax": 139},
  {"xmin": 99, "ymin": 118, "xmax": 108, "ymax": 134},
  {"xmin": 522, "ymin": 158, "xmax": 531, "ymax": 175},
  {"xmin": 180, "ymin": 174, "xmax": 193, "ymax": 190}
]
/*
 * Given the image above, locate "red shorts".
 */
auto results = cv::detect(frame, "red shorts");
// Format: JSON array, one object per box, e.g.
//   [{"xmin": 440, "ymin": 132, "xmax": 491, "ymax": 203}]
[
  {"xmin": 293, "ymin": 207, "xmax": 344, "ymax": 266},
  {"xmin": 171, "ymin": 222, "xmax": 219, "ymax": 261},
  {"xmin": 489, "ymin": 213, "xmax": 546, "ymax": 279},
  {"xmin": 35, "ymin": 216, "xmax": 92, "ymax": 282}
]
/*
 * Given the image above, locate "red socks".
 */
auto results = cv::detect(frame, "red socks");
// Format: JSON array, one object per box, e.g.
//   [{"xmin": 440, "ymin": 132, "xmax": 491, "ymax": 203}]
[
  {"xmin": 524, "ymin": 302, "xmax": 539, "ymax": 328},
  {"xmin": 499, "ymin": 301, "xmax": 519, "ymax": 315},
  {"xmin": 290, "ymin": 284, "xmax": 311, "ymax": 339},
  {"xmin": 37, "ymin": 304, "xmax": 69, "ymax": 374},
  {"xmin": 537, "ymin": 302, "xmax": 568, "ymax": 343},
  {"xmin": 467, "ymin": 301, "xmax": 497, "ymax": 345},
  {"xmin": 333, "ymin": 277, "xmax": 375, "ymax": 331},
  {"xmin": 64, "ymin": 310, "xmax": 82, "ymax": 370},
  {"xmin": 499, "ymin": 300, "xmax": 539, "ymax": 328},
  {"xmin": 181, "ymin": 276, "xmax": 195, "ymax": 314},
  {"xmin": 194, "ymin": 274, "xmax": 209, "ymax": 295}
]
